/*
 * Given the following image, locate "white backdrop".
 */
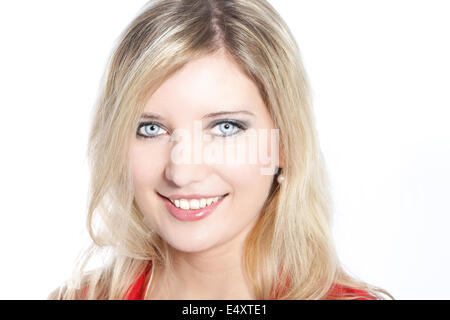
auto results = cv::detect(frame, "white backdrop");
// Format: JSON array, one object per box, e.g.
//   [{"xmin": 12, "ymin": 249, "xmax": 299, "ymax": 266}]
[{"xmin": 0, "ymin": 0, "xmax": 448, "ymax": 299}]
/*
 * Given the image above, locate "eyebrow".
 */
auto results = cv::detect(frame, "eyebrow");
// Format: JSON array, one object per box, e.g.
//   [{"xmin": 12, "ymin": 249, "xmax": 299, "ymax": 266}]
[{"xmin": 140, "ymin": 110, "xmax": 256, "ymax": 120}]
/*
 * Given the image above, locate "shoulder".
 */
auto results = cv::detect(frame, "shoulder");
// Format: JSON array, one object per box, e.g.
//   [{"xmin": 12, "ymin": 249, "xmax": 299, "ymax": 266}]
[
  {"xmin": 47, "ymin": 282, "xmax": 89, "ymax": 300},
  {"xmin": 47, "ymin": 287, "xmax": 63, "ymax": 300},
  {"xmin": 47, "ymin": 268, "xmax": 107, "ymax": 300},
  {"xmin": 49, "ymin": 261, "xmax": 153, "ymax": 300},
  {"xmin": 326, "ymin": 284, "xmax": 376, "ymax": 300}
]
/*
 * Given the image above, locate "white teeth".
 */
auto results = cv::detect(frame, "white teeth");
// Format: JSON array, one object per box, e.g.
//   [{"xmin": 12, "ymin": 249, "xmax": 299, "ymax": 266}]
[
  {"xmin": 170, "ymin": 195, "xmax": 225, "ymax": 210},
  {"xmin": 189, "ymin": 199, "xmax": 200, "ymax": 209},
  {"xmin": 179, "ymin": 199, "xmax": 189, "ymax": 210}
]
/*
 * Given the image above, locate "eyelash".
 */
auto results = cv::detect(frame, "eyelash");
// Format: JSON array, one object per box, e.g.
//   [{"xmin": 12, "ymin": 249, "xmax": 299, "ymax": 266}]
[{"xmin": 136, "ymin": 120, "xmax": 248, "ymax": 140}]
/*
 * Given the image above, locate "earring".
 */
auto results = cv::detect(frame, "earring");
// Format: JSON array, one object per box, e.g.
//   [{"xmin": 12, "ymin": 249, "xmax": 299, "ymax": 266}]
[
  {"xmin": 277, "ymin": 174, "xmax": 285, "ymax": 184},
  {"xmin": 276, "ymin": 167, "xmax": 285, "ymax": 184}
]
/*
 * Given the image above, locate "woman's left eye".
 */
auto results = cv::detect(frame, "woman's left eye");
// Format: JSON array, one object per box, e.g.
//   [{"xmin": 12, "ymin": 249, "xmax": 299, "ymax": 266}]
[{"xmin": 210, "ymin": 120, "xmax": 247, "ymax": 137}]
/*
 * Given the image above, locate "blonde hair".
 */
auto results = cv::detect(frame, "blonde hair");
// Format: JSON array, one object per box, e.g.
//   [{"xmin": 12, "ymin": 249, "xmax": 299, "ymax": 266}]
[{"xmin": 49, "ymin": 0, "xmax": 392, "ymax": 300}]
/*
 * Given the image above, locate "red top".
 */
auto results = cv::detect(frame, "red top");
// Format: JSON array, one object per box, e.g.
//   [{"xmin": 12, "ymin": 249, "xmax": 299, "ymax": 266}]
[
  {"xmin": 124, "ymin": 261, "xmax": 153, "ymax": 300},
  {"xmin": 123, "ymin": 261, "xmax": 375, "ymax": 300}
]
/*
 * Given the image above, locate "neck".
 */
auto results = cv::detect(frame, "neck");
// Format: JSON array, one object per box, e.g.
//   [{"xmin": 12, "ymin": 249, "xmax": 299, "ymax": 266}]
[{"xmin": 149, "ymin": 224, "xmax": 256, "ymax": 299}]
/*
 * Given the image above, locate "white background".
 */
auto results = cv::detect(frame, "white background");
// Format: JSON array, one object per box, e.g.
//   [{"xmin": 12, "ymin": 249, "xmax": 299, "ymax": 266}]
[{"xmin": 0, "ymin": 1, "xmax": 448, "ymax": 299}]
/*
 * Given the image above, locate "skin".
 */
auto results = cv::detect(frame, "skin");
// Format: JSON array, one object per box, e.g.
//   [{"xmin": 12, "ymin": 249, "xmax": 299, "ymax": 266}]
[{"xmin": 130, "ymin": 48, "xmax": 282, "ymax": 299}]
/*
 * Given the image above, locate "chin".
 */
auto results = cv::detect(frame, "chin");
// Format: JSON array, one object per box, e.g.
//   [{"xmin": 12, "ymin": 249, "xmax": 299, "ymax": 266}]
[
  {"xmin": 164, "ymin": 233, "xmax": 222, "ymax": 254},
  {"xmin": 168, "ymin": 241, "xmax": 215, "ymax": 254}
]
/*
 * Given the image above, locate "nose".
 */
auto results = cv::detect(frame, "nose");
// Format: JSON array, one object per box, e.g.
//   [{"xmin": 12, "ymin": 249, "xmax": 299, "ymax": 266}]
[
  {"xmin": 164, "ymin": 132, "xmax": 209, "ymax": 187},
  {"xmin": 164, "ymin": 162, "xmax": 208, "ymax": 188}
]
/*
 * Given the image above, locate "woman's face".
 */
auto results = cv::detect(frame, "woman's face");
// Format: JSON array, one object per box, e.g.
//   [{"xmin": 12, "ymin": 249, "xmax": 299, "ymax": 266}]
[{"xmin": 130, "ymin": 49, "xmax": 279, "ymax": 253}]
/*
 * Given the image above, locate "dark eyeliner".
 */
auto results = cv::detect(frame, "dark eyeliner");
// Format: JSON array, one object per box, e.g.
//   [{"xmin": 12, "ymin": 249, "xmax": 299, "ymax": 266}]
[
  {"xmin": 136, "ymin": 119, "xmax": 250, "ymax": 139},
  {"xmin": 208, "ymin": 119, "xmax": 248, "ymax": 130},
  {"xmin": 208, "ymin": 119, "xmax": 249, "ymax": 137},
  {"xmin": 136, "ymin": 121, "xmax": 167, "ymax": 139}
]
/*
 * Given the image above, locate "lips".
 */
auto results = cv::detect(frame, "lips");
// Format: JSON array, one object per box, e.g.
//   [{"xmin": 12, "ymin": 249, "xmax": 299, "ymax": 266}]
[{"xmin": 158, "ymin": 192, "xmax": 228, "ymax": 222}]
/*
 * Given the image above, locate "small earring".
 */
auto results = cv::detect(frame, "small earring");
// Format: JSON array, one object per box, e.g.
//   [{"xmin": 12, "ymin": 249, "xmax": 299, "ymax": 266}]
[{"xmin": 277, "ymin": 173, "xmax": 285, "ymax": 184}]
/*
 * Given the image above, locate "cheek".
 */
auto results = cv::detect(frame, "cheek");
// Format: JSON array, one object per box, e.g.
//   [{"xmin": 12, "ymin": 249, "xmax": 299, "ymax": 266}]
[
  {"xmin": 209, "ymin": 133, "xmax": 277, "ymax": 201},
  {"xmin": 220, "ymin": 163, "xmax": 274, "ymax": 207},
  {"xmin": 129, "ymin": 143, "xmax": 164, "ymax": 190}
]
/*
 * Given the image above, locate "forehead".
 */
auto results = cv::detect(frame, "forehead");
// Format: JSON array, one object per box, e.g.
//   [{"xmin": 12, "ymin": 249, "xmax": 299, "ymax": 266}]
[{"xmin": 143, "ymin": 51, "xmax": 266, "ymax": 117}]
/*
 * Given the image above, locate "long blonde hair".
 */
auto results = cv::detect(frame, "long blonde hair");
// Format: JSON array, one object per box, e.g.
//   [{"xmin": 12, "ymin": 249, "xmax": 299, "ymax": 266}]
[{"xmin": 49, "ymin": 0, "xmax": 392, "ymax": 299}]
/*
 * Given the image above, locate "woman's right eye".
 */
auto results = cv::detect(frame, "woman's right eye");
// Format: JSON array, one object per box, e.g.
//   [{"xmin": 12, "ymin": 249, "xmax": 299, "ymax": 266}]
[{"xmin": 136, "ymin": 122, "xmax": 168, "ymax": 139}]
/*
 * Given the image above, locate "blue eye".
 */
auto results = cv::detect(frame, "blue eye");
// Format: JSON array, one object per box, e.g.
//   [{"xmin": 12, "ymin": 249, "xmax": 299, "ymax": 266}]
[
  {"xmin": 210, "ymin": 120, "xmax": 247, "ymax": 137},
  {"xmin": 136, "ymin": 119, "xmax": 248, "ymax": 140},
  {"xmin": 137, "ymin": 122, "xmax": 168, "ymax": 139}
]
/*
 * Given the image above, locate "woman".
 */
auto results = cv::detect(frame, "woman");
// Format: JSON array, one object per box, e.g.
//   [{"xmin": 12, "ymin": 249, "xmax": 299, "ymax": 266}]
[{"xmin": 49, "ymin": 0, "xmax": 391, "ymax": 299}]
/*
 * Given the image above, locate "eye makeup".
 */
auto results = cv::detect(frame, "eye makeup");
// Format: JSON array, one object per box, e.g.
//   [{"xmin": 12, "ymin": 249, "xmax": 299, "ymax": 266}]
[
  {"xmin": 136, "ymin": 121, "xmax": 168, "ymax": 139},
  {"xmin": 136, "ymin": 119, "xmax": 250, "ymax": 140},
  {"xmin": 206, "ymin": 119, "xmax": 249, "ymax": 137}
]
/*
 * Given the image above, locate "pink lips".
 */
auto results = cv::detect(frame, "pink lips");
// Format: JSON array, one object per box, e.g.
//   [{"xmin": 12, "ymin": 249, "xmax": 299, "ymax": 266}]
[{"xmin": 158, "ymin": 193, "xmax": 228, "ymax": 221}]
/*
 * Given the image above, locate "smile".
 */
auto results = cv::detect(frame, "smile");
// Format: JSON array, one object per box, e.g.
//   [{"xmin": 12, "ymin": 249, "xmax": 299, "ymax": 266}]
[{"xmin": 157, "ymin": 192, "xmax": 229, "ymax": 221}]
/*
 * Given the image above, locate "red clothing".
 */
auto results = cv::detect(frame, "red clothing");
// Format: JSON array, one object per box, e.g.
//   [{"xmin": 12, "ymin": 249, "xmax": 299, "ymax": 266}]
[
  {"xmin": 326, "ymin": 283, "xmax": 375, "ymax": 300},
  {"xmin": 123, "ymin": 261, "xmax": 375, "ymax": 300},
  {"xmin": 124, "ymin": 261, "xmax": 153, "ymax": 300}
]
